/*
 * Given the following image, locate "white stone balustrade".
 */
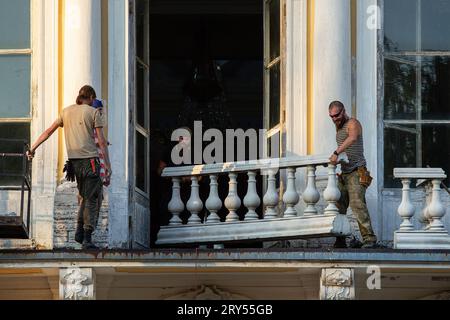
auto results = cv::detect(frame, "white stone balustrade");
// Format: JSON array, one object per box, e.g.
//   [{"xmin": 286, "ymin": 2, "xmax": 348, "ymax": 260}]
[
  {"xmin": 393, "ymin": 168, "xmax": 450, "ymax": 250},
  {"xmin": 157, "ymin": 155, "xmax": 351, "ymax": 246}
]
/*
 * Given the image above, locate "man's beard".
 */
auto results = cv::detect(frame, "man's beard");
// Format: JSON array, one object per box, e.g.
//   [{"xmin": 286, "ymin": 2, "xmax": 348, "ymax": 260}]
[{"xmin": 335, "ymin": 119, "xmax": 345, "ymax": 129}]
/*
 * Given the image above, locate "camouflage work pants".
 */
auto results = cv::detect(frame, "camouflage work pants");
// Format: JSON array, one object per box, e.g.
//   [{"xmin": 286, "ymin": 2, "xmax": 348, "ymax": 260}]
[
  {"xmin": 337, "ymin": 169, "xmax": 377, "ymax": 243},
  {"xmin": 72, "ymin": 158, "xmax": 103, "ymax": 232}
]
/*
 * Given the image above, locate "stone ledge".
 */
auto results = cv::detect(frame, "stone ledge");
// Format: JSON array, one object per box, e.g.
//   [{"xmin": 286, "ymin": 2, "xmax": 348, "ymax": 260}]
[
  {"xmin": 156, "ymin": 214, "xmax": 351, "ymax": 245},
  {"xmin": 394, "ymin": 230, "xmax": 450, "ymax": 250},
  {"xmin": 0, "ymin": 239, "xmax": 36, "ymax": 250}
]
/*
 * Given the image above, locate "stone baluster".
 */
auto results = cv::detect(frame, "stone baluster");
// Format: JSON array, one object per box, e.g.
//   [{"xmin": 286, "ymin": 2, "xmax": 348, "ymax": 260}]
[
  {"xmin": 302, "ymin": 165, "xmax": 320, "ymax": 216},
  {"xmin": 428, "ymin": 179, "xmax": 446, "ymax": 231},
  {"xmin": 168, "ymin": 178, "xmax": 184, "ymax": 226},
  {"xmin": 243, "ymin": 171, "xmax": 260, "ymax": 221},
  {"xmin": 397, "ymin": 179, "xmax": 415, "ymax": 231},
  {"xmin": 205, "ymin": 175, "xmax": 222, "ymax": 224},
  {"xmin": 263, "ymin": 169, "xmax": 279, "ymax": 219},
  {"xmin": 224, "ymin": 173, "xmax": 241, "ymax": 222},
  {"xmin": 418, "ymin": 181, "xmax": 432, "ymax": 228},
  {"xmin": 323, "ymin": 164, "xmax": 341, "ymax": 215},
  {"xmin": 186, "ymin": 177, "xmax": 203, "ymax": 224},
  {"xmin": 283, "ymin": 168, "xmax": 299, "ymax": 217}
]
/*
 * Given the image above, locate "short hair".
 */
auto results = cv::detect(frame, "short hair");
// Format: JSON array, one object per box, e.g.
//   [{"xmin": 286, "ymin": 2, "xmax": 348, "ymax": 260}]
[
  {"xmin": 329, "ymin": 101, "xmax": 345, "ymax": 111},
  {"xmin": 76, "ymin": 85, "xmax": 97, "ymax": 105}
]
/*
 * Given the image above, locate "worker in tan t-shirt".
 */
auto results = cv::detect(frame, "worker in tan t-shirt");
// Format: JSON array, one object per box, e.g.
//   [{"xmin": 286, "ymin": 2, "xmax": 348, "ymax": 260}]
[{"xmin": 27, "ymin": 85, "xmax": 111, "ymax": 250}]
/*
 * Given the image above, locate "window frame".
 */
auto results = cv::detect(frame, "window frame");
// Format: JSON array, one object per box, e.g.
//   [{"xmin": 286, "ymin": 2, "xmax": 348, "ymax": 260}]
[
  {"xmin": 380, "ymin": 0, "xmax": 450, "ymax": 188},
  {"xmin": 0, "ymin": 0, "xmax": 33, "ymax": 188},
  {"xmin": 0, "ymin": 0, "xmax": 33, "ymax": 125},
  {"xmin": 134, "ymin": 0, "xmax": 150, "ymax": 197},
  {"xmin": 263, "ymin": 0, "xmax": 286, "ymax": 159}
]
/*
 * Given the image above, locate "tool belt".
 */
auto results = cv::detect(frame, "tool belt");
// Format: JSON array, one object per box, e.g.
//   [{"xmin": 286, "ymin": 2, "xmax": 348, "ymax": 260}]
[
  {"xmin": 357, "ymin": 166, "xmax": 373, "ymax": 188},
  {"xmin": 338, "ymin": 166, "xmax": 373, "ymax": 188},
  {"xmin": 63, "ymin": 160, "xmax": 75, "ymax": 182}
]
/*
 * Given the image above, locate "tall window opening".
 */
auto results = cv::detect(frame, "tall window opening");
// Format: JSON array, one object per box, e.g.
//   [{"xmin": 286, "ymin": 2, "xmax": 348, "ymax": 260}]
[
  {"xmin": 0, "ymin": 0, "xmax": 32, "ymax": 187},
  {"xmin": 383, "ymin": 0, "xmax": 450, "ymax": 187}
]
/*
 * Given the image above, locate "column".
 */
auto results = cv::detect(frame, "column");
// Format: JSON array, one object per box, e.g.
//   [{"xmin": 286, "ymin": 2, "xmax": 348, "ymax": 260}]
[
  {"xmin": 312, "ymin": 0, "xmax": 351, "ymax": 154},
  {"xmin": 63, "ymin": 0, "xmax": 102, "ymax": 106}
]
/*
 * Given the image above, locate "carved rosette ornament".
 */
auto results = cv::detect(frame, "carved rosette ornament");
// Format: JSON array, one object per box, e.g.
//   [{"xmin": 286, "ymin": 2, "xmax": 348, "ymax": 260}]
[
  {"xmin": 320, "ymin": 268, "xmax": 355, "ymax": 300},
  {"xmin": 59, "ymin": 268, "xmax": 95, "ymax": 300}
]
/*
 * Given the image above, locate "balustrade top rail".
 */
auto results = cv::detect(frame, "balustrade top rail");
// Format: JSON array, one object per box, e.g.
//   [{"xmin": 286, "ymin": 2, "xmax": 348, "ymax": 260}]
[
  {"xmin": 394, "ymin": 168, "xmax": 447, "ymax": 179},
  {"xmin": 162, "ymin": 154, "xmax": 347, "ymax": 178}
]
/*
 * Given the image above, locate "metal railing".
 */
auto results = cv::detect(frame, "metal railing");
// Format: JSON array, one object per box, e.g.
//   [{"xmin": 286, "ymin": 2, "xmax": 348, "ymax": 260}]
[{"xmin": 0, "ymin": 139, "xmax": 32, "ymax": 239}]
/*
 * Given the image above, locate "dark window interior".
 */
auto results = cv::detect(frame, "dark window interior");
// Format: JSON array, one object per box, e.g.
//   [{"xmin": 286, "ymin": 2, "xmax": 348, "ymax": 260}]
[
  {"xmin": 148, "ymin": 3, "xmax": 265, "ymax": 246},
  {"xmin": 383, "ymin": 0, "xmax": 450, "ymax": 187}
]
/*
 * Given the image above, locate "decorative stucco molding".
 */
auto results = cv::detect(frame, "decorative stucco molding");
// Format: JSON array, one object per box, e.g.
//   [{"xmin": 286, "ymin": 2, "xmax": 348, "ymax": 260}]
[
  {"xmin": 163, "ymin": 285, "xmax": 249, "ymax": 300},
  {"xmin": 59, "ymin": 268, "xmax": 96, "ymax": 300},
  {"xmin": 320, "ymin": 268, "xmax": 355, "ymax": 300}
]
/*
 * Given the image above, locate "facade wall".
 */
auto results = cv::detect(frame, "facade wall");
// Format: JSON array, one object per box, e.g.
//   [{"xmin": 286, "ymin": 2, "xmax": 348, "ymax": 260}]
[
  {"xmin": 2, "ymin": 0, "xmax": 449, "ymax": 249},
  {"xmin": 38, "ymin": 0, "xmax": 450, "ymax": 249}
]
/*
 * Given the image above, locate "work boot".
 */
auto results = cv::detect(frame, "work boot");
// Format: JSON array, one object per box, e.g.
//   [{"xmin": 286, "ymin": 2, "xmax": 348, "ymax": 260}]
[
  {"xmin": 333, "ymin": 236, "xmax": 347, "ymax": 249},
  {"xmin": 361, "ymin": 240, "xmax": 379, "ymax": 249},
  {"xmin": 82, "ymin": 229, "xmax": 99, "ymax": 250},
  {"xmin": 349, "ymin": 236, "xmax": 363, "ymax": 248},
  {"xmin": 74, "ymin": 225, "xmax": 84, "ymax": 244}
]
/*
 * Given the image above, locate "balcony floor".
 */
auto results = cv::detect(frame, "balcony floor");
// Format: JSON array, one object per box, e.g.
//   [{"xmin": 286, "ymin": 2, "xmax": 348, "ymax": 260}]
[{"xmin": 0, "ymin": 247, "xmax": 449, "ymax": 267}]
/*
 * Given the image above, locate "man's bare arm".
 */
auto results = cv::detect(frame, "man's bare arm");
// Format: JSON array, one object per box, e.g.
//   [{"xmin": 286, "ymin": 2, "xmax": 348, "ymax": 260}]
[
  {"xmin": 95, "ymin": 127, "xmax": 112, "ymax": 173},
  {"xmin": 336, "ymin": 119, "xmax": 362, "ymax": 154},
  {"xmin": 27, "ymin": 120, "xmax": 61, "ymax": 159}
]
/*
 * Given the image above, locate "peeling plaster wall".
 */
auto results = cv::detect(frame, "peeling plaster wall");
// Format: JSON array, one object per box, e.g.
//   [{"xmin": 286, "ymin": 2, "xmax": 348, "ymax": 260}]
[{"xmin": 53, "ymin": 182, "xmax": 109, "ymax": 249}]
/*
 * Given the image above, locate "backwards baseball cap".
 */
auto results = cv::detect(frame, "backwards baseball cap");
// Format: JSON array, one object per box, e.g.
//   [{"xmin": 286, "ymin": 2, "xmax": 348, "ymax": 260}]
[{"xmin": 92, "ymin": 99, "xmax": 104, "ymax": 109}]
